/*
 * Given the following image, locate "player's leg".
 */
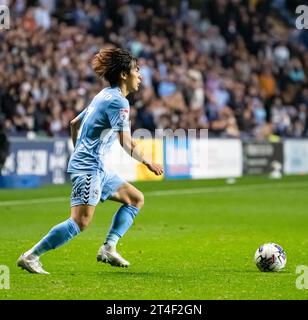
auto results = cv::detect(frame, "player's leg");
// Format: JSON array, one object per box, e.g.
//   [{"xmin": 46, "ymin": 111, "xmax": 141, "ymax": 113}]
[
  {"xmin": 97, "ymin": 180, "xmax": 144, "ymax": 267},
  {"xmin": 105, "ymin": 182, "xmax": 144, "ymax": 245},
  {"xmin": 70, "ymin": 205, "xmax": 96, "ymax": 231},
  {"xmin": 17, "ymin": 213, "xmax": 82, "ymax": 274},
  {"xmin": 17, "ymin": 173, "xmax": 100, "ymax": 274}
]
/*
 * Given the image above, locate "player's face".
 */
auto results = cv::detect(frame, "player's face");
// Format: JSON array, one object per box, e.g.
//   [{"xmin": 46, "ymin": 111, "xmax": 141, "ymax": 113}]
[{"xmin": 127, "ymin": 65, "xmax": 142, "ymax": 92}]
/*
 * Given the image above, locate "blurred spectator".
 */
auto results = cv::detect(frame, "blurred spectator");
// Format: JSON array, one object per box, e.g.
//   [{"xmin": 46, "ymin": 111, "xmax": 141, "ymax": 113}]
[{"xmin": 259, "ymin": 65, "xmax": 277, "ymax": 100}]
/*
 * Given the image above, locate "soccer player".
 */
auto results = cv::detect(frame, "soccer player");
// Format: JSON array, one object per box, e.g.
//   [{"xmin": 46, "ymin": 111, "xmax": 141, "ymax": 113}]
[{"xmin": 17, "ymin": 48, "xmax": 163, "ymax": 274}]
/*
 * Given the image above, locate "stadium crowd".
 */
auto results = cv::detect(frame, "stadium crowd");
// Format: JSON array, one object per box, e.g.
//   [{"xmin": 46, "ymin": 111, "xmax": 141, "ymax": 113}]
[{"xmin": 0, "ymin": 0, "xmax": 307, "ymax": 140}]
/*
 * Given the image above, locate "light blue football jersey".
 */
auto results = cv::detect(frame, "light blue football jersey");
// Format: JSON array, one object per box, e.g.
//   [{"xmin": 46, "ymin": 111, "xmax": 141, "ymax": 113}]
[{"xmin": 67, "ymin": 86, "xmax": 130, "ymax": 173}]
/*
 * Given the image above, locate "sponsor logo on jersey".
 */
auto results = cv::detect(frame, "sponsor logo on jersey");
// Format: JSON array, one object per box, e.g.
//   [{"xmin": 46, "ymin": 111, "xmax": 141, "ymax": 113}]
[{"xmin": 119, "ymin": 109, "xmax": 129, "ymax": 121}]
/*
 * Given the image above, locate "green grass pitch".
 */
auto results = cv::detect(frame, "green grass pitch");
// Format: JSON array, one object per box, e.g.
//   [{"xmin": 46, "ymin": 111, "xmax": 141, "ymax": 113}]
[{"xmin": 0, "ymin": 175, "xmax": 307, "ymax": 300}]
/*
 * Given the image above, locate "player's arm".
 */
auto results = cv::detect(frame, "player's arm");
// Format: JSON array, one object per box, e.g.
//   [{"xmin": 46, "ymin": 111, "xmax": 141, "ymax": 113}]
[
  {"xmin": 117, "ymin": 131, "xmax": 163, "ymax": 176},
  {"xmin": 70, "ymin": 116, "xmax": 81, "ymax": 147},
  {"xmin": 70, "ymin": 108, "xmax": 88, "ymax": 147}
]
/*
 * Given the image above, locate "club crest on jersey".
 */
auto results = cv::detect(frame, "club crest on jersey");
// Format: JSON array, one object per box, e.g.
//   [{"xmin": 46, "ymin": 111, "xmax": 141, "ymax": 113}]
[{"xmin": 119, "ymin": 108, "xmax": 129, "ymax": 121}]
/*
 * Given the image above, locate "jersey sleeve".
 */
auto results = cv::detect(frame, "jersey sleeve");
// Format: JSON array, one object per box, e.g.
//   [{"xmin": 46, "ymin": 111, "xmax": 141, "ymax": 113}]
[{"xmin": 106, "ymin": 98, "xmax": 130, "ymax": 132}]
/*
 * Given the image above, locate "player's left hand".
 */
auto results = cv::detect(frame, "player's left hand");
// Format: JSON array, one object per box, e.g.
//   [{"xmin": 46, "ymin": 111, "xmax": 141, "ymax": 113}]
[{"xmin": 146, "ymin": 163, "xmax": 164, "ymax": 176}]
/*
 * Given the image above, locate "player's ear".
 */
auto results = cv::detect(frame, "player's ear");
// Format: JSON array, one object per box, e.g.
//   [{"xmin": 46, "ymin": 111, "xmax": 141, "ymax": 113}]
[{"xmin": 120, "ymin": 71, "xmax": 127, "ymax": 80}]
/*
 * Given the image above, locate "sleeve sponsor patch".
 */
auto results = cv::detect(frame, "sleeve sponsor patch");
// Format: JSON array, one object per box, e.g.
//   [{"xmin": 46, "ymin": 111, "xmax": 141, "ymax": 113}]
[{"xmin": 119, "ymin": 108, "xmax": 129, "ymax": 121}]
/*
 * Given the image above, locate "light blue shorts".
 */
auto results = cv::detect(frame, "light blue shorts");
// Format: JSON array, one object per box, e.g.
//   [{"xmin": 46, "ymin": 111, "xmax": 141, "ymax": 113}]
[{"xmin": 70, "ymin": 170, "xmax": 126, "ymax": 207}]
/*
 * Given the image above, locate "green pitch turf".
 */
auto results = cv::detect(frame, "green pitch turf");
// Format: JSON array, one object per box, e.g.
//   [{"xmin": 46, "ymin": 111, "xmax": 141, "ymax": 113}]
[{"xmin": 0, "ymin": 175, "xmax": 307, "ymax": 300}]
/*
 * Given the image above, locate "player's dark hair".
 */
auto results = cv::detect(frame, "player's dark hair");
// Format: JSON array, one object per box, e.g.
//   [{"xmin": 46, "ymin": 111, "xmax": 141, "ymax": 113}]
[{"xmin": 92, "ymin": 48, "xmax": 137, "ymax": 86}]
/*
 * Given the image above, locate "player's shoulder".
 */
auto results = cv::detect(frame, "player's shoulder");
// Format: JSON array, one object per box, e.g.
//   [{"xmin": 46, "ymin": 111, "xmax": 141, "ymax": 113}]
[
  {"xmin": 105, "ymin": 87, "xmax": 129, "ymax": 109},
  {"xmin": 96, "ymin": 87, "xmax": 129, "ymax": 108}
]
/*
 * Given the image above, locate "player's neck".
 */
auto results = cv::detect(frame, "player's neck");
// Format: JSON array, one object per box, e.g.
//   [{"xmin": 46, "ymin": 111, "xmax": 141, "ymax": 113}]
[{"xmin": 118, "ymin": 83, "xmax": 129, "ymax": 97}]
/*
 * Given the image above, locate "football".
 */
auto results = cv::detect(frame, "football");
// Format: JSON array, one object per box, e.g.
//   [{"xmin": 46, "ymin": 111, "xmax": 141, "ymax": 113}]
[{"xmin": 254, "ymin": 243, "xmax": 287, "ymax": 272}]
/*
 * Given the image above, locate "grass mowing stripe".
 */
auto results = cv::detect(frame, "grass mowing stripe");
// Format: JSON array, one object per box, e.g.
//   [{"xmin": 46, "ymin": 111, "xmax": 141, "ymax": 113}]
[{"xmin": 0, "ymin": 180, "xmax": 307, "ymax": 207}]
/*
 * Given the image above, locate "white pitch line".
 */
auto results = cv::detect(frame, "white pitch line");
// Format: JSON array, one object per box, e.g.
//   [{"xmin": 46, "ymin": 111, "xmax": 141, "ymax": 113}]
[
  {"xmin": 0, "ymin": 197, "xmax": 68, "ymax": 207},
  {"xmin": 0, "ymin": 181, "xmax": 307, "ymax": 207},
  {"xmin": 144, "ymin": 184, "xmax": 308, "ymax": 196},
  {"xmin": 145, "ymin": 181, "xmax": 308, "ymax": 197}
]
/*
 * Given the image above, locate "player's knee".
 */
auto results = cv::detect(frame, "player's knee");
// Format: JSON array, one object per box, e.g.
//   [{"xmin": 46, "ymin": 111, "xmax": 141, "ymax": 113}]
[
  {"xmin": 74, "ymin": 216, "xmax": 91, "ymax": 231},
  {"xmin": 78, "ymin": 222, "xmax": 88, "ymax": 232},
  {"xmin": 131, "ymin": 192, "xmax": 144, "ymax": 209}
]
